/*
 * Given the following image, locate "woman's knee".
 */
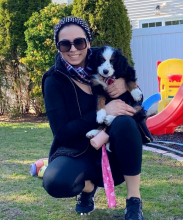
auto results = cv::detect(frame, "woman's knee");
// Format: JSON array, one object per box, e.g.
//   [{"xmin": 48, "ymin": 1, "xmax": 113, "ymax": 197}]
[
  {"xmin": 110, "ymin": 115, "xmax": 138, "ymax": 134},
  {"xmin": 42, "ymin": 156, "xmax": 86, "ymax": 198},
  {"xmin": 43, "ymin": 167, "xmax": 68, "ymax": 198},
  {"xmin": 108, "ymin": 115, "xmax": 142, "ymax": 146}
]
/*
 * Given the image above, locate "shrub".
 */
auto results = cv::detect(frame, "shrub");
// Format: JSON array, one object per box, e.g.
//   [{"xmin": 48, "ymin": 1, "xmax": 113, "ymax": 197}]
[{"xmin": 72, "ymin": 0, "xmax": 133, "ymax": 65}]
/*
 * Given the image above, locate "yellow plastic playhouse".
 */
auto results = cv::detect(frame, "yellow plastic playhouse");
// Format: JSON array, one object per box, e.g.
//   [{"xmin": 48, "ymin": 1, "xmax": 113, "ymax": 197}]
[{"xmin": 157, "ymin": 58, "xmax": 183, "ymax": 113}]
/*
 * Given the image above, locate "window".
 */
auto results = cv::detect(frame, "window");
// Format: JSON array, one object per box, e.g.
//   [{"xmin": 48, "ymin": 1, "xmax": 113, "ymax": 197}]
[
  {"xmin": 165, "ymin": 21, "xmax": 171, "ymax": 26},
  {"xmin": 156, "ymin": 22, "xmax": 162, "ymax": 26},
  {"xmin": 149, "ymin": 22, "xmax": 155, "ymax": 27},
  {"xmin": 142, "ymin": 22, "xmax": 162, "ymax": 28},
  {"xmin": 139, "ymin": 17, "xmax": 183, "ymax": 29},
  {"xmin": 165, "ymin": 19, "xmax": 183, "ymax": 26},
  {"xmin": 142, "ymin": 23, "xmax": 148, "ymax": 28}
]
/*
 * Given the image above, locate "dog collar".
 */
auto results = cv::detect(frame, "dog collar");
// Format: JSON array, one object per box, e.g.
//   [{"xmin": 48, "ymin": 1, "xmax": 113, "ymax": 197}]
[{"xmin": 103, "ymin": 75, "xmax": 116, "ymax": 85}]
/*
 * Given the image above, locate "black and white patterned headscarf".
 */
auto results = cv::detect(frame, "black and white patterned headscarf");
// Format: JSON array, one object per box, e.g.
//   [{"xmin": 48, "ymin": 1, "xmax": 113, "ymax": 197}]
[{"xmin": 54, "ymin": 16, "xmax": 92, "ymax": 46}]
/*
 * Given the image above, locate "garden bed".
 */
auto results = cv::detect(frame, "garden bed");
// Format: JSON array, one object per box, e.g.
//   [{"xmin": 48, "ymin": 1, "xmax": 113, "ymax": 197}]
[{"xmin": 152, "ymin": 124, "xmax": 183, "ymax": 153}]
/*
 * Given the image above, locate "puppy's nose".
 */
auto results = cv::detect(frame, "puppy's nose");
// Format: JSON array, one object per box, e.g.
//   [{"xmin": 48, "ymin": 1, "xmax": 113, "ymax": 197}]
[{"xmin": 103, "ymin": 69, "xmax": 109, "ymax": 75}]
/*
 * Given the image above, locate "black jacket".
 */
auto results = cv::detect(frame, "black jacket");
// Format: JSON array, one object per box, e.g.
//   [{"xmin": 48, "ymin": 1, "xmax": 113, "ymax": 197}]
[{"xmin": 42, "ymin": 52, "xmax": 99, "ymax": 162}]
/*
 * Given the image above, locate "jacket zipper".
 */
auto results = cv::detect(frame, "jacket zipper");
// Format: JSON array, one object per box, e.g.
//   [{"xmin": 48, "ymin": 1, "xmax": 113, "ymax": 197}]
[
  {"xmin": 138, "ymin": 124, "xmax": 151, "ymax": 142},
  {"xmin": 57, "ymin": 70, "xmax": 90, "ymax": 156}
]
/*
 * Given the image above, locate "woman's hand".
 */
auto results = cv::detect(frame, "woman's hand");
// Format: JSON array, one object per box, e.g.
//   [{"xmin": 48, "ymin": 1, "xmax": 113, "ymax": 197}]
[
  {"xmin": 106, "ymin": 78, "xmax": 127, "ymax": 98},
  {"xmin": 105, "ymin": 100, "xmax": 136, "ymax": 117}
]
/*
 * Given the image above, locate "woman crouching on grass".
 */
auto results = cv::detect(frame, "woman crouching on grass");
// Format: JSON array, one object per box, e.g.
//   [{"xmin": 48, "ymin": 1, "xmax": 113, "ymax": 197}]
[{"xmin": 42, "ymin": 16, "xmax": 144, "ymax": 220}]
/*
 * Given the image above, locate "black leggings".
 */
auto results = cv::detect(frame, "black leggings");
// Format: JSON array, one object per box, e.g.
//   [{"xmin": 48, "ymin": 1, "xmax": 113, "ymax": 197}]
[{"xmin": 43, "ymin": 115, "xmax": 142, "ymax": 198}]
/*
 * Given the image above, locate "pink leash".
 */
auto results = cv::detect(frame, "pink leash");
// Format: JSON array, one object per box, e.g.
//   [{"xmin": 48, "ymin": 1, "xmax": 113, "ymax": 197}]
[{"xmin": 102, "ymin": 145, "xmax": 116, "ymax": 208}]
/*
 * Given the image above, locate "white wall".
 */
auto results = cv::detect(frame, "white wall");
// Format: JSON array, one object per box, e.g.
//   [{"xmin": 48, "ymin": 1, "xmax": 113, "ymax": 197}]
[
  {"xmin": 124, "ymin": 0, "xmax": 183, "ymax": 29},
  {"xmin": 131, "ymin": 24, "xmax": 183, "ymax": 99}
]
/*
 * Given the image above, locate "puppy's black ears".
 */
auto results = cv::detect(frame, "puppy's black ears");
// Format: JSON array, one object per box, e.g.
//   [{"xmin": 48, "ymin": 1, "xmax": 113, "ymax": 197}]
[
  {"xmin": 117, "ymin": 48, "xmax": 122, "ymax": 53},
  {"xmin": 113, "ymin": 49, "xmax": 129, "ymax": 78},
  {"xmin": 87, "ymin": 49, "xmax": 100, "ymax": 74}
]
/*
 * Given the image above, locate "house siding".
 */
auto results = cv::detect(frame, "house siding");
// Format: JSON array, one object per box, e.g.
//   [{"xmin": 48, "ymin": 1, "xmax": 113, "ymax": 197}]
[{"xmin": 123, "ymin": 0, "xmax": 183, "ymax": 29}]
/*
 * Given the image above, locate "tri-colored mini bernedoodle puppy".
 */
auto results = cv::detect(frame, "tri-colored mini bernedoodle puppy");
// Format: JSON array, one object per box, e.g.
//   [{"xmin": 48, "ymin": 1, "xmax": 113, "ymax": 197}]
[{"xmin": 86, "ymin": 46, "xmax": 145, "ymax": 150}]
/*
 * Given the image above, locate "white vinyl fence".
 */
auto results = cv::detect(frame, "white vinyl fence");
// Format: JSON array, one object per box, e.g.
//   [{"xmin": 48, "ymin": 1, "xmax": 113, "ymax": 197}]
[{"xmin": 131, "ymin": 25, "xmax": 183, "ymax": 100}]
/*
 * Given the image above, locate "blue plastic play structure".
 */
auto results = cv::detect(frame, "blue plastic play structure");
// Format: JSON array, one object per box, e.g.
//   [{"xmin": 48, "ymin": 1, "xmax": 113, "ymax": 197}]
[{"xmin": 142, "ymin": 93, "xmax": 161, "ymax": 111}]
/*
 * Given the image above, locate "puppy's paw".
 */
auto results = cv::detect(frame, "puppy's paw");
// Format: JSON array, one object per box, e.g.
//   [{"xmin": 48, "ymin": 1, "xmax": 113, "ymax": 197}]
[
  {"xmin": 106, "ymin": 142, "xmax": 111, "ymax": 152},
  {"xmin": 131, "ymin": 88, "xmax": 142, "ymax": 101},
  {"xmin": 86, "ymin": 129, "xmax": 100, "ymax": 139},
  {"xmin": 104, "ymin": 115, "xmax": 116, "ymax": 126},
  {"xmin": 97, "ymin": 109, "xmax": 106, "ymax": 124}
]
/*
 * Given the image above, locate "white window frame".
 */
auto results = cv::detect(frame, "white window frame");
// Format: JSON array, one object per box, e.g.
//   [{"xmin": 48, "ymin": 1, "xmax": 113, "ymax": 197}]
[{"xmin": 139, "ymin": 15, "xmax": 183, "ymax": 28}]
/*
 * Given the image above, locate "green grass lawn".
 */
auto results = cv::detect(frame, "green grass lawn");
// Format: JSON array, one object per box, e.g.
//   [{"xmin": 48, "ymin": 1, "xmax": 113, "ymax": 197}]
[{"xmin": 0, "ymin": 122, "xmax": 183, "ymax": 220}]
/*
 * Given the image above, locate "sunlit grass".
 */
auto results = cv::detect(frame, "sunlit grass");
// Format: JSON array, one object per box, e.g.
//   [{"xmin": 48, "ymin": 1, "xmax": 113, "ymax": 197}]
[
  {"xmin": 3, "ymin": 159, "xmax": 36, "ymax": 165},
  {"xmin": 0, "ymin": 122, "xmax": 183, "ymax": 220}
]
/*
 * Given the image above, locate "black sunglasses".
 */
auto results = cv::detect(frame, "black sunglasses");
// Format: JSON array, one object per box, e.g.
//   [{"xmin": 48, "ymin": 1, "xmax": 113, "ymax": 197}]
[{"xmin": 57, "ymin": 37, "xmax": 88, "ymax": 52}]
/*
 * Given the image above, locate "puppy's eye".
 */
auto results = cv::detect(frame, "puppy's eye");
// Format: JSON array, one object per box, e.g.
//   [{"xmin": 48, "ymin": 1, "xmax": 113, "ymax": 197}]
[{"xmin": 110, "ymin": 57, "xmax": 114, "ymax": 63}]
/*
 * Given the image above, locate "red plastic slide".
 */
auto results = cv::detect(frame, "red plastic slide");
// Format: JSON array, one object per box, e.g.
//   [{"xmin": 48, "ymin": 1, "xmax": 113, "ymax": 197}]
[{"xmin": 147, "ymin": 83, "xmax": 183, "ymax": 135}]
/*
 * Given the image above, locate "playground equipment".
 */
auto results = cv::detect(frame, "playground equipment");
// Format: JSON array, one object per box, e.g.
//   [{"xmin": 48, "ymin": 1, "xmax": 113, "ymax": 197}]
[
  {"xmin": 142, "ymin": 93, "xmax": 161, "ymax": 111},
  {"xmin": 147, "ymin": 82, "xmax": 183, "ymax": 135},
  {"xmin": 30, "ymin": 158, "xmax": 48, "ymax": 178},
  {"xmin": 157, "ymin": 59, "xmax": 183, "ymax": 112}
]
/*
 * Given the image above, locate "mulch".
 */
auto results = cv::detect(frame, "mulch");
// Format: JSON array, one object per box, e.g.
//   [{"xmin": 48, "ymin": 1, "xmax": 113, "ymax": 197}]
[
  {"xmin": 152, "ymin": 124, "xmax": 183, "ymax": 153},
  {"xmin": 0, "ymin": 114, "xmax": 48, "ymax": 123},
  {"xmin": 1, "ymin": 114, "xmax": 183, "ymax": 153}
]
